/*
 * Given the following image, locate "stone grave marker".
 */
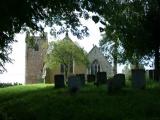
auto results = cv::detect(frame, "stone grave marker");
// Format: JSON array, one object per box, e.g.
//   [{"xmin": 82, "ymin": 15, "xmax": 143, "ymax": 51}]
[
  {"xmin": 107, "ymin": 74, "xmax": 125, "ymax": 93},
  {"xmin": 114, "ymin": 73, "xmax": 126, "ymax": 87},
  {"xmin": 131, "ymin": 69, "xmax": 146, "ymax": 89},
  {"xmin": 68, "ymin": 75, "xmax": 81, "ymax": 93},
  {"xmin": 87, "ymin": 74, "xmax": 95, "ymax": 83},
  {"xmin": 54, "ymin": 74, "xmax": 65, "ymax": 88},
  {"xmin": 96, "ymin": 72, "xmax": 107, "ymax": 85},
  {"xmin": 76, "ymin": 74, "xmax": 85, "ymax": 86}
]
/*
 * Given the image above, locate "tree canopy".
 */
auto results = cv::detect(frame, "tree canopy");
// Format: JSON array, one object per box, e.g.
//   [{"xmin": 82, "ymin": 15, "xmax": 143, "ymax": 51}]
[
  {"xmin": 1, "ymin": 0, "xmax": 160, "ymax": 80},
  {"xmin": 89, "ymin": 0, "xmax": 159, "ymax": 79},
  {"xmin": 100, "ymin": 34, "xmax": 124, "ymax": 75},
  {"xmin": 0, "ymin": 0, "xmax": 90, "ymax": 72},
  {"xmin": 45, "ymin": 37, "xmax": 88, "ymax": 79}
]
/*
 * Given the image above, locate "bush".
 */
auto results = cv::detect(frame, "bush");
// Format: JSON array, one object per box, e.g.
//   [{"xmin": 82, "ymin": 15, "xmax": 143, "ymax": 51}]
[{"xmin": 0, "ymin": 83, "xmax": 22, "ymax": 88}]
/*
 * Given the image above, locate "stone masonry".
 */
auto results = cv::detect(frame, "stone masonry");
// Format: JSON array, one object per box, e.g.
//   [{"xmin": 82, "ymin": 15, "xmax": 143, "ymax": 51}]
[{"xmin": 25, "ymin": 33, "xmax": 48, "ymax": 84}]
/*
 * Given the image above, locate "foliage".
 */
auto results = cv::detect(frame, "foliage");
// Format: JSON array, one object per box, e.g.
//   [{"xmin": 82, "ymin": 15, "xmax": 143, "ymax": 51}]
[
  {"xmin": 88, "ymin": 0, "xmax": 159, "ymax": 70},
  {"xmin": 100, "ymin": 33, "xmax": 125, "ymax": 74},
  {"xmin": 0, "ymin": 83, "xmax": 22, "ymax": 88},
  {"xmin": 45, "ymin": 38, "xmax": 88, "ymax": 79},
  {"xmin": 0, "ymin": 32, "xmax": 16, "ymax": 73},
  {"xmin": 1, "ymin": 0, "xmax": 159, "ymax": 75},
  {"xmin": 0, "ymin": 0, "xmax": 90, "ymax": 72}
]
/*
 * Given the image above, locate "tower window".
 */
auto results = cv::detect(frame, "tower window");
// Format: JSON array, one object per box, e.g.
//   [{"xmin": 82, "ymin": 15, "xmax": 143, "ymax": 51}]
[{"xmin": 34, "ymin": 43, "xmax": 39, "ymax": 51}]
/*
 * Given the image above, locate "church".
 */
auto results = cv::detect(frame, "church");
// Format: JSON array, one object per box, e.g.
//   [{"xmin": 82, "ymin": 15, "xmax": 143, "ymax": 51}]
[{"xmin": 25, "ymin": 33, "xmax": 113, "ymax": 84}]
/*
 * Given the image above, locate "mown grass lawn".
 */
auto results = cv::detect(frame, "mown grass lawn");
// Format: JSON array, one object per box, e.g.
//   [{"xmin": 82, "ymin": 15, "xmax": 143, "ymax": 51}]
[{"xmin": 0, "ymin": 82, "xmax": 160, "ymax": 120}]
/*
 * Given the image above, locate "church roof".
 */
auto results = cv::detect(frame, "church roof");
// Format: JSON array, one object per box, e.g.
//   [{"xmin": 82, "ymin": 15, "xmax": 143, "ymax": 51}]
[
  {"xmin": 88, "ymin": 45, "xmax": 99, "ymax": 55},
  {"xmin": 88, "ymin": 45, "xmax": 112, "ymax": 66}
]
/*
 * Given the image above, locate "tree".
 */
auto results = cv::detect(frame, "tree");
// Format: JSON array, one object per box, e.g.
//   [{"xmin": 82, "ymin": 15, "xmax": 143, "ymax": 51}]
[
  {"xmin": 0, "ymin": 0, "xmax": 90, "ymax": 72},
  {"xmin": 103, "ymin": 0, "xmax": 160, "ymax": 80},
  {"xmin": 87, "ymin": 0, "xmax": 160, "ymax": 80},
  {"xmin": 45, "ymin": 37, "xmax": 88, "ymax": 80},
  {"xmin": 99, "ymin": 33, "xmax": 124, "ymax": 75}
]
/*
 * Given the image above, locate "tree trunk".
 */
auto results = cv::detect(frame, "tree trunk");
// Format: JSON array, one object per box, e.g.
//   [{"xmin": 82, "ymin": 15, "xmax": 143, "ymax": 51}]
[
  {"xmin": 113, "ymin": 43, "xmax": 118, "ymax": 75},
  {"xmin": 113, "ymin": 56, "xmax": 117, "ymax": 75},
  {"xmin": 135, "ymin": 60, "xmax": 139, "ymax": 69},
  {"xmin": 154, "ymin": 2, "xmax": 160, "ymax": 81},
  {"xmin": 64, "ymin": 65, "xmax": 68, "ymax": 82},
  {"xmin": 154, "ymin": 45, "xmax": 160, "ymax": 81}
]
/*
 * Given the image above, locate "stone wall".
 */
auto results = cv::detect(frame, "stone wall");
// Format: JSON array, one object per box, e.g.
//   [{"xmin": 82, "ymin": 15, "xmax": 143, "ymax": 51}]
[
  {"xmin": 25, "ymin": 36, "xmax": 48, "ymax": 84},
  {"xmin": 88, "ymin": 46, "xmax": 113, "ymax": 78},
  {"xmin": 45, "ymin": 63, "xmax": 87, "ymax": 83}
]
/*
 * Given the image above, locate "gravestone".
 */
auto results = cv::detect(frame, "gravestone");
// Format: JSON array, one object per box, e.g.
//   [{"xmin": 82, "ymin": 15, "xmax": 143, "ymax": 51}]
[
  {"xmin": 87, "ymin": 74, "xmax": 95, "ymax": 83},
  {"xmin": 131, "ymin": 69, "xmax": 146, "ymax": 89},
  {"xmin": 76, "ymin": 74, "xmax": 85, "ymax": 86},
  {"xmin": 114, "ymin": 74, "xmax": 126, "ymax": 87},
  {"xmin": 96, "ymin": 72, "xmax": 107, "ymax": 85},
  {"xmin": 107, "ymin": 74, "xmax": 125, "ymax": 93},
  {"xmin": 68, "ymin": 75, "xmax": 81, "ymax": 93},
  {"xmin": 54, "ymin": 74, "xmax": 65, "ymax": 88}
]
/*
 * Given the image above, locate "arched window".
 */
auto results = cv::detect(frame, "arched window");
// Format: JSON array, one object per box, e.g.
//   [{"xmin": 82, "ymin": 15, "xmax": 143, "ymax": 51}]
[{"xmin": 91, "ymin": 59, "xmax": 100, "ymax": 75}]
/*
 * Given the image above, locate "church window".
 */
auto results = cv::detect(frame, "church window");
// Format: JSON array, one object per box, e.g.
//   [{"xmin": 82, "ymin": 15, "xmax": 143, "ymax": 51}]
[
  {"xmin": 69, "ymin": 61, "xmax": 73, "ymax": 73},
  {"xmin": 91, "ymin": 59, "xmax": 100, "ymax": 75}
]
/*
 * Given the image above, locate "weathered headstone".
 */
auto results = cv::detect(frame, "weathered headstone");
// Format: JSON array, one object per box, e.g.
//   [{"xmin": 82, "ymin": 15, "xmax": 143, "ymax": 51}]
[
  {"xmin": 96, "ymin": 72, "xmax": 107, "ymax": 85},
  {"xmin": 114, "ymin": 74, "xmax": 126, "ymax": 87},
  {"xmin": 76, "ymin": 74, "xmax": 85, "ymax": 86},
  {"xmin": 87, "ymin": 74, "xmax": 95, "ymax": 83},
  {"xmin": 131, "ymin": 69, "xmax": 146, "ymax": 89},
  {"xmin": 54, "ymin": 74, "xmax": 65, "ymax": 88},
  {"xmin": 107, "ymin": 74, "xmax": 125, "ymax": 93},
  {"xmin": 68, "ymin": 75, "xmax": 81, "ymax": 93}
]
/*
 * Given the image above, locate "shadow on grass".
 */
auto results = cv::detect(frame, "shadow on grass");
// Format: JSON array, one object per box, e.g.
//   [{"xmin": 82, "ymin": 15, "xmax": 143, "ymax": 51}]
[{"xmin": 0, "ymin": 83, "xmax": 160, "ymax": 120}]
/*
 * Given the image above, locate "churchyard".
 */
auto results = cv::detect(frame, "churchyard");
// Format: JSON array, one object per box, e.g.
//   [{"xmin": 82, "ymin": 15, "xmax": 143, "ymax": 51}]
[{"xmin": 0, "ymin": 70, "xmax": 160, "ymax": 120}]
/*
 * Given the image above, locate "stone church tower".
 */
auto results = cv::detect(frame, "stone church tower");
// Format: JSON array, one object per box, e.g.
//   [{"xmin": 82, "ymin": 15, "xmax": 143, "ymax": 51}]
[{"xmin": 25, "ymin": 33, "xmax": 48, "ymax": 84}]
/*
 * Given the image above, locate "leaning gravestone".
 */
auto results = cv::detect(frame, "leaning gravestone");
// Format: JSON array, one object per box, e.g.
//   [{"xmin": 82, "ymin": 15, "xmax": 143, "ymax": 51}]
[
  {"xmin": 96, "ymin": 72, "xmax": 107, "ymax": 85},
  {"xmin": 54, "ymin": 74, "xmax": 65, "ymax": 88},
  {"xmin": 76, "ymin": 74, "xmax": 85, "ymax": 86},
  {"xmin": 131, "ymin": 69, "xmax": 146, "ymax": 89},
  {"xmin": 68, "ymin": 75, "xmax": 81, "ymax": 93},
  {"xmin": 87, "ymin": 74, "xmax": 95, "ymax": 83}
]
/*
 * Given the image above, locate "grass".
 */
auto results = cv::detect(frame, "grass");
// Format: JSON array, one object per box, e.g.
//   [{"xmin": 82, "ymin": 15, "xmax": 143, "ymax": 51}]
[{"xmin": 0, "ymin": 82, "xmax": 160, "ymax": 120}]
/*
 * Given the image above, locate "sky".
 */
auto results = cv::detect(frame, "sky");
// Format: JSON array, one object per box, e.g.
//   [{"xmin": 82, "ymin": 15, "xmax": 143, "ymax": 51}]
[{"xmin": 0, "ymin": 19, "xmax": 124, "ymax": 84}]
